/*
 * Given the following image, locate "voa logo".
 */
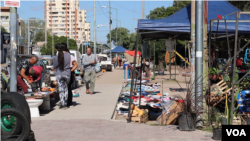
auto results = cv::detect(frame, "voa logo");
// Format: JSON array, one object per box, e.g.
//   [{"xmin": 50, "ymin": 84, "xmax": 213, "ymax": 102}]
[{"xmin": 226, "ymin": 129, "xmax": 246, "ymax": 136}]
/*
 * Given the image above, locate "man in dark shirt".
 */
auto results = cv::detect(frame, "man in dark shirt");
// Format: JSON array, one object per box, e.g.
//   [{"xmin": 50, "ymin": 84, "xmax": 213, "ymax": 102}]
[{"xmin": 17, "ymin": 55, "xmax": 38, "ymax": 93}]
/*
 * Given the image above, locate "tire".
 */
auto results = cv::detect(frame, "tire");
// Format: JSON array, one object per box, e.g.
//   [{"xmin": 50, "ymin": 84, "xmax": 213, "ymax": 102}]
[
  {"xmin": 1, "ymin": 77, "xmax": 7, "ymax": 91},
  {"xmin": 1, "ymin": 108, "xmax": 30, "ymax": 141},
  {"xmin": 1, "ymin": 92, "xmax": 31, "ymax": 135}
]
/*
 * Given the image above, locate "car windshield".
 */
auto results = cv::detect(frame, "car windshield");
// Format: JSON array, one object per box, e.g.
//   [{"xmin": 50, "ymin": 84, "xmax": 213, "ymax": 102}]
[{"xmin": 70, "ymin": 53, "xmax": 75, "ymax": 57}]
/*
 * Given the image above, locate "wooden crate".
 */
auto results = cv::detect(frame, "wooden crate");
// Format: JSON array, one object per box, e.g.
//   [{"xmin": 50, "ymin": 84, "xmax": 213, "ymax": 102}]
[
  {"xmin": 127, "ymin": 109, "xmax": 148, "ymax": 123},
  {"xmin": 156, "ymin": 101, "xmax": 183, "ymax": 125},
  {"xmin": 209, "ymin": 80, "xmax": 237, "ymax": 107}
]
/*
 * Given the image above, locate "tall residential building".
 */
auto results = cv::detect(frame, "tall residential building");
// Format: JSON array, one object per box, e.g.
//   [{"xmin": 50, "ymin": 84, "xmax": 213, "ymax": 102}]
[
  {"xmin": 0, "ymin": 7, "xmax": 19, "ymax": 33},
  {"xmin": 44, "ymin": 0, "xmax": 91, "ymax": 46}
]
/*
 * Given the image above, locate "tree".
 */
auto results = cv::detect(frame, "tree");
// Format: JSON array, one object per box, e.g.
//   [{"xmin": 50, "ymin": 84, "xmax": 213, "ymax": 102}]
[
  {"xmin": 20, "ymin": 18, "xmax": 45, "ymax": 44},
  {"xmin": 106, "ymin": 27, "xmax": 131, "ymax": 48},
  {"xmin": 144, "ymin": 0, "xmax": 191, "ymax": 65},
  {"xmin": 40, "ymin": 35, "xmax": 77, "ymax": 55},
  {"xmin": 1, "ymin": 26, "xmax": 7, "ymax": 33},
  {"xmin": 228, "ymin": 1, "xmax": 250, "ymax": 11}
]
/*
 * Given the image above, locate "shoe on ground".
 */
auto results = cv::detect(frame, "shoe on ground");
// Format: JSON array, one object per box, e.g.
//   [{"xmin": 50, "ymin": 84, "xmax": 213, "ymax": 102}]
[{"xmin": 59, "ymin": 106, "xmax": 69, "ymax": 110}]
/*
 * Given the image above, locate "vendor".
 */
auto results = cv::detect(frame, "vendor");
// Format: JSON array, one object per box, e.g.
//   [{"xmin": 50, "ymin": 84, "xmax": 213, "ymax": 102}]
[
  {"xmin": 16, "ymin": 55, "xmax": 39, "ymax": 93},
  {"xmin": 29, "ymin": 66, "xmax": 43, "ymax": 82}
]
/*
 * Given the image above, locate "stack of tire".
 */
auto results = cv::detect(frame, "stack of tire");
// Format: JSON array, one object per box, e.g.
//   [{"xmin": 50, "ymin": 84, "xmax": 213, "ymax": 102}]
[{"xmin": 1, "ymin": 90, "xmax": 34, "ymax": 141}]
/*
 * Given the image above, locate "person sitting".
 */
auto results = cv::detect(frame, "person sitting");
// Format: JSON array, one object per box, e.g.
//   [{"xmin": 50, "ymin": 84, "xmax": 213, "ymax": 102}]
[{"xmin": 16, "ymin": 55, "xmax": 39, "ymax": 93}]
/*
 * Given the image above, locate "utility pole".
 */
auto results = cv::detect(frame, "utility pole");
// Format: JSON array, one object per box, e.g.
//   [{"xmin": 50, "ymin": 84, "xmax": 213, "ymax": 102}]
[
  {"xmin": 45, "ymin": 0, "xmax": 47, "ymax": 49},
  {"xmin": 9, "ymin": 7, "xmax": 17, "ymax": 92},
  {"xmin": 109, "ymin": 0, "xmax": 112, "ymax": 61},
  {"xmin": 190, "ymin": 0, "xmax": 196, "ymax": 109},
  {"xmin": 202, "ymin": 0, "xmax": 208, "ymax": 124},
  {"xmin": 52, "ymin": 33, "xmax": 54, "ymax": 55},
  {"xmin": 94, "ymin": 0, "xmax": 96, "ymax": 56},
  {"xmin": 142, "ymin": 0, "xmax": 144, "ymax": 19},
  {"xmin": 195, "ymin": 0, "xmax": 204, "ymax": 127},
  {"xmin": 28, "ymin": 20, "xmax": 30, "ymax": 55}
]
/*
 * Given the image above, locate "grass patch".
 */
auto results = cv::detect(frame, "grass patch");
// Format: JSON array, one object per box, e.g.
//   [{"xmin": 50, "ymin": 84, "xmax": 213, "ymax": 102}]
[{"xmin": 199, "ymin": 126, "xmax": 213, "ymax": 133}]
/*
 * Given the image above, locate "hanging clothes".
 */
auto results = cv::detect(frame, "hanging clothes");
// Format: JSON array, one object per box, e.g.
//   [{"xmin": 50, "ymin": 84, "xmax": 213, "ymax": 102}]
[
  {"xmin": 141, "ymin": 42, "xmax": 151, "ymax": 59},
  {"xmin": 165, "ymin": 51, "xmax": 175, "ymax": 64}
]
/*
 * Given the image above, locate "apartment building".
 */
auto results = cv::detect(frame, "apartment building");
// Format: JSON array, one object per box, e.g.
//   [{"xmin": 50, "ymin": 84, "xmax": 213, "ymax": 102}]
[
  {"xmin": 0, "ymin": 7, "xmax": 19, "ymax": 33},
  {"xmin": 44, "ymin": 0, "xmax": 91, "ymax": 46}
]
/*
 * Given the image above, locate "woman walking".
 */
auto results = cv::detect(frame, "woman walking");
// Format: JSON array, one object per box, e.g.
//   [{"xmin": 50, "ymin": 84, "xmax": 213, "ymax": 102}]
[
  {"xmin": 66, "ymin": 48, "xmax": 78, "ymax": 107},
  {"xmin": 53, "ymin": 43, "xmax": 71, "ymax": 109}
]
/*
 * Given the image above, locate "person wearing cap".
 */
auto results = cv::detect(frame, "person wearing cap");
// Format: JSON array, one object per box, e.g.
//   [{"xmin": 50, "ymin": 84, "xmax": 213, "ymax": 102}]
[{"xmin": 29, "ymin": 66, "xmax": 43, "ymax": 82}]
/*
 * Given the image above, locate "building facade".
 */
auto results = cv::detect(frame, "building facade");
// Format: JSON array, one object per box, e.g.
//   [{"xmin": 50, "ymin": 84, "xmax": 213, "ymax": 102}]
[
  {"xmin": 44, "ymin": 0, "xmax": 91, "ymax": 47},
  {"xmin": 0, "ymin": 7, "xmax": 19, "ymax": 33}
]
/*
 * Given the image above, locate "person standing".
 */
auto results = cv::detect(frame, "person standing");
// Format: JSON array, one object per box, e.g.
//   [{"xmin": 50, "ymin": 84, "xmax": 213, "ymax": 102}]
[
  {"xmin": 82, "ymin": 47, "xmax": 96, "ymax": 94},
  {"xmin": 119, "ymin": 56, "xmax": 122, "ymax": 67},
  {"xmin": 53, "ymin": 43, "xmax": 71, "ymax": 109},
  {"xmin": 65, "ymin": 48, "xmax": 78, "ymax": 107}
]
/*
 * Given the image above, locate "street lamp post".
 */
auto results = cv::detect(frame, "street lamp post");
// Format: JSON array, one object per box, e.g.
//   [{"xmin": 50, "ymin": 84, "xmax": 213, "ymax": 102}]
[{"xmin": 102, "ymin": 6, "xmax": 118, "ymax": 47}]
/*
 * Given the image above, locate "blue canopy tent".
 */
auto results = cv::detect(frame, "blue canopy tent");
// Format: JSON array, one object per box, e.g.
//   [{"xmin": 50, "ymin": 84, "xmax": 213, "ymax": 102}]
[
  {"xmin": 137, "ymin": 0, "xmax": 250, "ymax": 39},
  {"xmin": 106, "ymin": 46, "xmax": 127, "ymax": 53}
]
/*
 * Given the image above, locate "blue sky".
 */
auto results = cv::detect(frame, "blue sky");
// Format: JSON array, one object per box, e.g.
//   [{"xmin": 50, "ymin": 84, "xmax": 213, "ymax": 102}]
[{"xmin": 1, "ymin": 0, "xmax": 173, "ymax": 47}]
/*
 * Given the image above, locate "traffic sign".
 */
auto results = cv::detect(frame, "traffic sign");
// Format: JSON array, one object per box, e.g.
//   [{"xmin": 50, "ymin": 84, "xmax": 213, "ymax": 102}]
[
  {"xmin": 83, "ymin": 42, "xmax": 89, "ymax": 45},
  {"xmin": 4, "ymin": 0, "xmax": 20, "ymax": 7}
]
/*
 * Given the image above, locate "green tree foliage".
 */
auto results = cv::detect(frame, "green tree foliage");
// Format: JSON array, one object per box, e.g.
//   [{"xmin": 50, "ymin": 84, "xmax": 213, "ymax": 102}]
[
  {"xmin": 1, "ymin": 26, "xmax": 7, "ymax": 33},
  {"xmin": 20, "ymin": 18, "xmax": 45, "ymax": 44},
  {"xmin": 228, "ymin": 1, "xmax": 250, "ymax": 11},
  {"xmin": 40, "ymin": 35, "xmax": 77, "ymax": 55}
]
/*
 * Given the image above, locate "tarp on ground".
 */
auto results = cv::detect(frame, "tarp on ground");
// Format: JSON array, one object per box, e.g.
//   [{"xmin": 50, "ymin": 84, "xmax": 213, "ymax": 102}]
[
  {"xmin": 125, "ymin": 50, "xmax": 142, "ymax": 57},
  {"xmin": 124, "ymin": 53, "xmax": 141, "ymax": 64},
  {"xmin": 106, "ymin": 46, "xmax": 127, "ymax": 53},
  {"xmin": 137, "ymin": 0, "xmax": 250, "ymax": 39}
]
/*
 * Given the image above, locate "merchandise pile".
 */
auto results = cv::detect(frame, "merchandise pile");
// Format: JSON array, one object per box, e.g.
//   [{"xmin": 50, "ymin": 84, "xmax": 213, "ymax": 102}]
[{"xmin": 116, "ymin": 81, "xmax": 176, "ymax": 122}]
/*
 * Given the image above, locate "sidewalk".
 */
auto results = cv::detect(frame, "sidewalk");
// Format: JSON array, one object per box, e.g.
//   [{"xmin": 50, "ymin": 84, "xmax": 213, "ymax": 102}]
[
  {"xmin": 32, "ymin": 68, "xmax": 124, "ymax": 120},
  {"xmin": 31, "ymin": 119, "xmax": 213, "ymax": 141}
]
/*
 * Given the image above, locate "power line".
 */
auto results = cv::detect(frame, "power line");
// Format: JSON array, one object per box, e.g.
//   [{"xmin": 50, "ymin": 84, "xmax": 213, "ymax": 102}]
[
  {"xmin": 97, "ymin": 1, "xmax": 108, "ymax": 18},
  {"xmin": 86, "ymin": 12, "xmax": 107, "ymax": 17},
  {"xmin": 113, "ymin": 1, "xmax": 142, "ymax": 14}
]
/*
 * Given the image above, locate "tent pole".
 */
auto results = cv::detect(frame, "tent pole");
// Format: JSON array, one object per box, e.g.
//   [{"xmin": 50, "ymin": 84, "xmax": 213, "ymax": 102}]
[
  {"xmin": 170, "ymin": 51, "xmax": 171, "ymax": 79},
  {"xmin": 175, "ymin": 39, "xmax": 176, "ymax": 80},
  {"xmin": 153, "ymin": 40, "xmax": 155, "ymax": 80},
  {"xmin": 139, "ymin": 40, "xmax": 143, "ymax": 107},
  {"xmin": 230, "ymin": 12, "xmax": 239, "ymax": 125},
  {"xmin": 127, "ymin": 30, "xmax": 139, "ymax": 123}
]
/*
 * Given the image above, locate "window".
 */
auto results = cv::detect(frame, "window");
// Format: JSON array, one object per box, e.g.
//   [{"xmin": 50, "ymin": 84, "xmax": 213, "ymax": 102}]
[
  {"xmin": 52, "ymin": 16, "xmax": 58, "ymax": 18},
  {"xmin": 52, "ymin": 12, "xmax": 58, "ymax": 14},
  {"xmin": 61, "ymin": 16, "xmax": 65, "ymax": 18},
  {"xmin": 1, "ymin": 16, "xmax": 9, "ymax": 20},
  {"xmin": 59, "ymin": 24, "xmax": 65, "ymax": 26},
  {"xmin": 71, "ymin": 11, "xmax": 75, "ymax": 14},
  {"xmin": 52, "ymin": 8, "xmax": 56, "ymax": 10},
  {"xmin": 58, "ymin": 12, "xmax": 64, "ymax": 14}
]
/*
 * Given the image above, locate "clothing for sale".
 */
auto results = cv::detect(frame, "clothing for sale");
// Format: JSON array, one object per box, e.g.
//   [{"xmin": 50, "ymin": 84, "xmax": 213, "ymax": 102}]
[
  {"xmin": 53, "ymin": 52, "xmax": 71, "ymax": 76},
  {"xmin": 17, "ymin": 59, "xmax": 33, "ymax": 76},
  {"xmin": 29, "ymin": 66, "xmax": 43, "ymax": 81},
  {"xmin": 141, "ymin": 42, "xmax": 151, "ymax": 59},
  {"xmin": 56, "ymin": 75, "xmax": 70, "ymax": 106},
  {"xmin": 165, "ymin": 51, "xmax": 175, "ymax": 64},
  {"xmin": 165, "ymin": 39, "xmax": 174, "ymax": 52},
  {"xmin": 85, "ymin": 71, "xmax": 96, "ymax": 92}
]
